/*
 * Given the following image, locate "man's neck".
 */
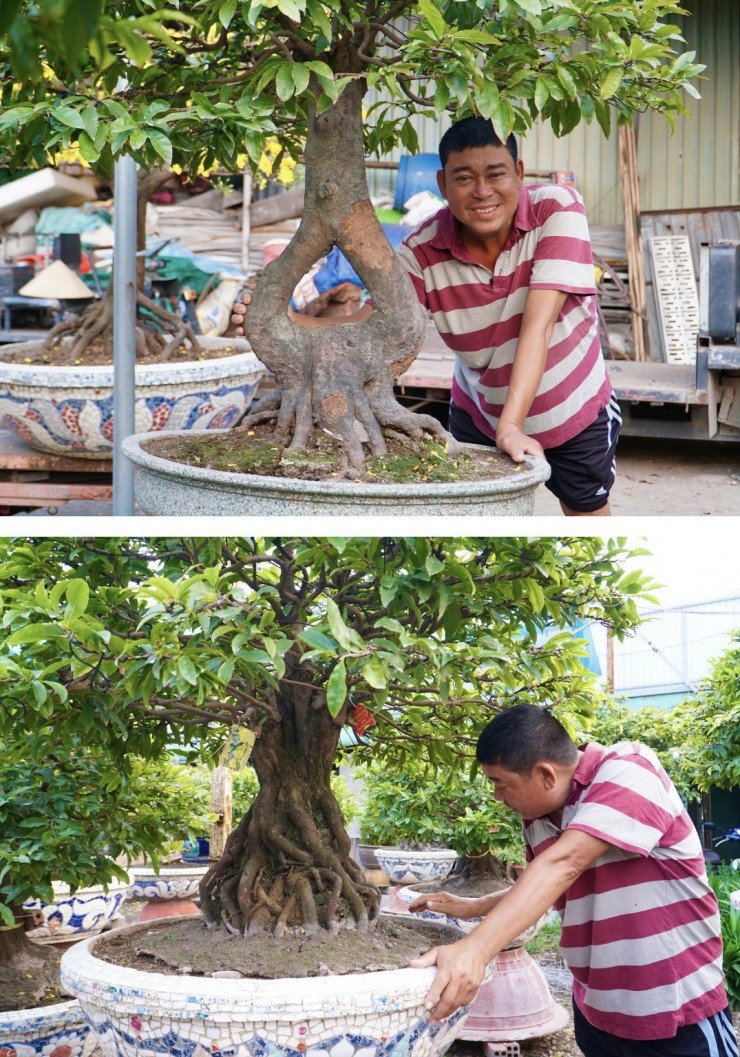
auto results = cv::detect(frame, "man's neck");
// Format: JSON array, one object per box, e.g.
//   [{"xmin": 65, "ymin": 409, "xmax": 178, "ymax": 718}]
[
  {"xmin": 547, "ymin": 750, "xmax": 584, "ymax": 829},
  {"xmin": 459, "ymin": 217, "xmax": 515, "ymax": 269}
]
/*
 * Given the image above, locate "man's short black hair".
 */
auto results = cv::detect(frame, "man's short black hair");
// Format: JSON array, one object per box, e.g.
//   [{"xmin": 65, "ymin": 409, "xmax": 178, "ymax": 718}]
[
  {"xmin": 476, "ymin": 704, "xmax": 578, "ymax": 775},
  {"xmin": 439, "ymin": 117, "xmax": 518, "ymax": 169}
]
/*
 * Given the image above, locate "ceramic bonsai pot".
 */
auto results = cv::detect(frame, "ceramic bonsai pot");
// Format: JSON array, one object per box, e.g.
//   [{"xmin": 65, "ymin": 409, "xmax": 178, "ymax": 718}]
[
  {"xmin": 394, "ymin": 882, "xmax": 547, "ymax": 947},
  {"xmin": 0, "ymin": 339, "xmax": 264, "ymax": 457},
  {"xmin": 60, "ymin": 917, "xmax": 488, "ymax": 1057},
  {"xmin": 0, "ymin": 998, "xmax": 96, "ymax": 1057},
  {"xmin": 23, "ymin": 878, "xmax": 130, "ymax": 943},
  {"xmin": 122, "ymin": 432, "xmax": 551, "ymax": 516},
  {"xmin": 129, "ymin": 866, "xmax": 208, "ymax": 902},
  {"xmin": 374, "ymin": 849, "xmax": 458, "ymax": 886}
]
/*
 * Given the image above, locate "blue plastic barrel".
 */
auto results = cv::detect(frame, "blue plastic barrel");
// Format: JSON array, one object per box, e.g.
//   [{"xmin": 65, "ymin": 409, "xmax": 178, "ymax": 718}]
[{"xmin": 393, "ymin": 154, "xmax": 442, "ymax": 211}]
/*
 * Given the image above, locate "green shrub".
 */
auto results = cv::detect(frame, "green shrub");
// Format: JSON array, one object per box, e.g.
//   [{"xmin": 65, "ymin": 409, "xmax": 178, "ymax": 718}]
[
  {"xmin": 709, "ymin": 864, "xmax": 740, "ymax": 1010},
  {"xmin": 358, "ymin": 764, "xmax": 524, "ymax": 865}
]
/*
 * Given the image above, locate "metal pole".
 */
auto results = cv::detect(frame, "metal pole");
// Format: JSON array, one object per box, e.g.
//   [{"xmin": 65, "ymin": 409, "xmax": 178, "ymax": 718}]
[{"xmin": 112, "ymin": 155, "xmax": 138, "ymax": 515}]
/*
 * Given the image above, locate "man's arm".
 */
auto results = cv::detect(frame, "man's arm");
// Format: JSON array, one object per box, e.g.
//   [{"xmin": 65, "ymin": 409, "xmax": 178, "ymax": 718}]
[
  {"xmin": 410, "ymin": 827, "xmax": 609, "ymax": 1021},
  {"xmin": 495, "ymin": 287, "xmax": 567, "ymax": 462}
]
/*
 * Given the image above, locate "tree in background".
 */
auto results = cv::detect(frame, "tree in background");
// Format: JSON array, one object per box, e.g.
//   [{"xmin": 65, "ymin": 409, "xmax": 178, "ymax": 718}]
[
  {"xmin": 0, "ymin": 0, "xmax": 703, "ymax": 467},
  {"xmin": 0, "ymin": 536, "xmax": 654, "ymax": 944}
]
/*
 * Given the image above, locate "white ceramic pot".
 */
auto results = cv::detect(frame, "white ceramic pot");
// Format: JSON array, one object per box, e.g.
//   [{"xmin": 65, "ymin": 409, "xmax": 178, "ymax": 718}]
[
  {"xmin": 0, "ymin": 998, "xmax": 95, "ymax": 1057},
  {"xmin": 395, "ymin": 882, "xmax": 547, "ymax": 948},
  {"xmin": 374, "ymin": 849, "xmax": 458, "ymax": 886},
  {"xmin": 23, "ymin": 878, "xmax": 130, "ymax": 943},
  {"xmin": 60, "ymin": 917, "xmax": 487, "ymax": 1057},
  {"xmin": 129, "ymin": 866, "xmax": 208, "ymax": 902},
  {"xmin": 0, "ymin": 338, "xmax": 264, "ymax": 457}
]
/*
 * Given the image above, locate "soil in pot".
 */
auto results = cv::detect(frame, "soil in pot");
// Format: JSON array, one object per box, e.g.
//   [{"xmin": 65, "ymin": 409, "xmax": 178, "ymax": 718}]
[
  {"xmin": 0, "ymin": 338, "xmax": 242, "ymax": 368},
  {"xmin": 95, "ymin": 916, "xmax": 461, "ymax": 979},
  {"xmin": 142, "ymin": 423, "xmax": 524, "ymax": 485}
]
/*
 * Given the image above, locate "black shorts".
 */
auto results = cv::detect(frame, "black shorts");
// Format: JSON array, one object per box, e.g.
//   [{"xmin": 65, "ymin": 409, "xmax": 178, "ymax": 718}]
[
  {"xmin": 448, "ymin": 397, "xmax": 622, "ymax": 513},
  {"xmin": 573, "ymin": 997, "xmax": 738, "ymax": 1057}
]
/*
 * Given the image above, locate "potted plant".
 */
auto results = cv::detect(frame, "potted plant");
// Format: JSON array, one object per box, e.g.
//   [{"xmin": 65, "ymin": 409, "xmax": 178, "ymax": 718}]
[
  {"xmin": 0, "ymin": 731, "xmax": 190, "ymax": 1053},
  {"xmin": 0, "ymin": 2, "xmax": 701, "ymax": 508},
  {"xmin": 0, "ymin": 536, "xmax": 652, "ymax": 1054}
]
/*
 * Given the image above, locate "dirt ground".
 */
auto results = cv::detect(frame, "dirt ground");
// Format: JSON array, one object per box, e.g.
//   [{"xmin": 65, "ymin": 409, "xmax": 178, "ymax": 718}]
[{"xmin": 534, "ymin": 436, "xmax": 740, "ymax": 516}]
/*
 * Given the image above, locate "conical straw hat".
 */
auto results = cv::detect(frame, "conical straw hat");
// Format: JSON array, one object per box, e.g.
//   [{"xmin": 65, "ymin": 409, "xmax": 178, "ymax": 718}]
[{"xmin": 19, "ymin": 259, "xmax": 96, "ymax": 299}]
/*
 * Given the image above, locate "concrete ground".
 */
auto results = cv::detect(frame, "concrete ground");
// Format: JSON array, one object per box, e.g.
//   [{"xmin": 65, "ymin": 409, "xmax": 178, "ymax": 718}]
[
  {"xmin": 10, "ymin": 436, "xmax": 740, "ymax": 518},
  {"xmin": 533, "ymin": 437, "xmax": 740, "ymax": 517}
]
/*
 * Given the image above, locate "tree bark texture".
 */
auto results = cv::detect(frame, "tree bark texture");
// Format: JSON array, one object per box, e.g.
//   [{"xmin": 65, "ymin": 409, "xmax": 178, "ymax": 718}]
[
  {"xmin": 0, "ymin": 920, "xmax": 56, "ymax": 1008},
  {"xmin": 244, "ymin": 79, "xmax": 449, "ymax": 469},
  {"xmin": 40, "ymin": 169, "xmax": 201, "ymax": 363},
  {"xmin": 200, "ymin": 683, "xmax": 381, "ymax": 936}
]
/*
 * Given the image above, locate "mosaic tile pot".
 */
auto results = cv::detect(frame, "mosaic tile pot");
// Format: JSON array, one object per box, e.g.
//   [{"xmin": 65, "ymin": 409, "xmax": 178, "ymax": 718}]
[
  {"xmin": 122, "ymin": 433, "xmax": 551, "ymax": 516},
  {"xmin": 0, "ymin": 338, "xmax": 264, "ymax": 457},
  {"xmin": 23, "ymin": 878, "xmax": 130, "ymax": 943},
  {"xmin": 129, "ymin": 866, "xmax": 209, "ymax": 902},
  {"xmin": 0, "ymin": 998, "xmax": 96, "ymax": 1057},
  {"xmin": 60, "ymin": 917, "xmax": 487, "ymax": 1057},
  {"xmin": 374, "ymin": 849, "xmax": 458, "ymax": 887}
]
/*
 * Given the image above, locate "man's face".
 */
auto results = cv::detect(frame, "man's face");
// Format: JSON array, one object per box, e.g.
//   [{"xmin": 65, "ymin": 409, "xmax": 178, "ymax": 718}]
[
  {"xmin": 481, "ymin": 761, "xmax": 561, "ymax": 819},
  {"xmin": 437, "ymin": 144, "xmax": 524, "ymax": 240}
]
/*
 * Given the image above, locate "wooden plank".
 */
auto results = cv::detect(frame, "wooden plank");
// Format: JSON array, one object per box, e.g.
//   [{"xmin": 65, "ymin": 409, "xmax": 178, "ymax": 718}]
[
  {"xmin": 0, "ymin": 430, "xmax": 112, "ymax": 473},
  {"xmin": 0, "ymin": 480, "xmax": 112, "ymax": 506},
  {"xmin": 619, "ymin": 125, "xmax": 649, "ymax": 362}
]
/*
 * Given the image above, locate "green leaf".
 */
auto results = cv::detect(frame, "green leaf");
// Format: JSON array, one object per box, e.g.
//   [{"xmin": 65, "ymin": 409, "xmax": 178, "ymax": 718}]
[
  {"xmin": 219, "ymin": 0, "xmax": 238, "ymax": 26},
  {"xmin": 594, "ymin": 98, "xmax": 612, "ymax": 137},
  {"xmin": 275, "ymin": 65, "xmax": 295, "ymax": 101},
  {"xmin": 81, "ymin": 106, "xmax": 99, "ymax": 141},
  {"xmin": 7, "ymin": 623, "xmax": 65, "ymax": 645},
  {"xmin": 326, "ymin": 659, "xmax": 347, "ymax": 717},
  {"xmin": 362, "ymin": 656, "xmax": 387, "ymax": 689},
  {"xmin": 425, "ymin": 555, "xmax": 445, "ymax": 576},
  {"xmin": 146, "ymin": 128, "xmax": 173, "ymax": 166},
  {"xmin": 298, "ymin": 627, "xmax": 337, "ymax": 653},
  {"xmin": 66, "ymin": 579, "xmax": 90, "ymax": 619},
  {"xmin": 325, "ymin": 599, "xmax": 359, "ymax": 651},
  {"xmin": 53, "ymin": 106, "xmax": 87, "ymax": 130},
  {"xmin": 0, "ymin": 902, "xmax": 15, "ymax": 927},
  {"xmin": 178, "ymin": 657, "xmax": 198, "ymax": 685},
  {"xmin": 600, "ymin": 68, "xmax": 623, "ymax": 100},
  {"xmin": 292, "ymin": 64, "xmax": 310, "ymax": 95},
  {"xmin": 418, "ymin": 0, "xmax": 447, "ymax": 39}
]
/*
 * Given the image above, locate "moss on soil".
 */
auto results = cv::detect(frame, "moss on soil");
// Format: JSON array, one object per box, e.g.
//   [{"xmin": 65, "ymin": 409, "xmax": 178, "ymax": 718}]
[
  {"xmin": 95, "ymin": 916, "xmax": 462, "ymax": 979},
  {"xmin": 145, "ymin": 423, "xmax": 522, "ymax": 485}
]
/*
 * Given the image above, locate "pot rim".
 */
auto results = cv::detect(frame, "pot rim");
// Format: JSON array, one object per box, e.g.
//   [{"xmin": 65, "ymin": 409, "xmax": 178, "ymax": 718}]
[
  {"xmin": 375, "ymin": 848, "xmax": 458, "ymax": 860},
  {"xmin": 130, "ymin": 866, "xmax": 209, "ymax": 879},
  {"xmin": 60, "ymin": 915, "xmax": 460, "ymax": 1010},
  {"xmin": 0, "ymin": 347, "xmax": 263, "ymax": 388},
  {"xmin": 0, "ymin": 996, "xmax": 83, "ymax": 1028},
  {"xmin": 25, "ymin": 877, "xmax": 130, "ymax": 903},
  {"xmin": 123, "ymin": 431, "xmax": 551, "ymax": 498}
]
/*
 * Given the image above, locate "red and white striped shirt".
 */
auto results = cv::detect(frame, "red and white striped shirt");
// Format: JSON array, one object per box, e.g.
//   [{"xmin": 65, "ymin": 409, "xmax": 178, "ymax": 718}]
[
  {"xmin": 524, "ymin": 742, "xmax": 727, "ymax": 1040},
  {"xmin": 396, "ymin": 185, "xmax": 612, "ymax": 449}
]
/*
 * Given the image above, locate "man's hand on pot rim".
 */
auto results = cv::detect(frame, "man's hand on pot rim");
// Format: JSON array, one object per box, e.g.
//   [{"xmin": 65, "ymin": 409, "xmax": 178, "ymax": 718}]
[
  {"xmin": 495, "ymin": 423, "xmax": 546, "ymax": 463},
  {"xmin": 408, "ymin": 936, "xmax": 489, "ymax": 1022}
]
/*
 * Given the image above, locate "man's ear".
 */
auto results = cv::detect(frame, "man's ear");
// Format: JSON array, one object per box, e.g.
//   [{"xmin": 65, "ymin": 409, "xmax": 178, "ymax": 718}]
[
  {"xmin": 515, "ymin": 158, "xmax": 524, "ymax": 181},
  {"xmin": 436, "ymin": 169, "xmax": 447, "ymax": 200},
  {"xmin": 537, "ymin": 762, "xmax": 558, "ymax": 790}
]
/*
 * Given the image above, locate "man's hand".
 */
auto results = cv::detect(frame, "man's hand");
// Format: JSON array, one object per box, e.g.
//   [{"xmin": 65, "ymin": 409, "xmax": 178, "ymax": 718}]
[
  {"xmin": 227, "ymin": 289, "xmax": 252, "ymax": 337},
  {"xmin": 408, "ymin": 891, "xmax": 480, "ymax": 921},
  {"xmin": 409, "ymin": 936, "xmax": 489, "ymax": 1022},
  {"xmin": 496, "ymin": 423, "xmax": 546, "ymax": 463}
]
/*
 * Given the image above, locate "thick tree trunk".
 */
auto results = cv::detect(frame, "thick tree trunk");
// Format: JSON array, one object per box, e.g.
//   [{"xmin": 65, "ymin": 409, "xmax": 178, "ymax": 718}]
[
  {"xmin": 244, "ymin": 79, "xmax": 451, "ymax": 470},
  {"xmin": 0, "ymin": 918, "xmax": 55, "ymax": 1008},
  {"xmin": 39, "ymin": 169, "xmax": 200, "ymax": 363},
  {"xmin": 200, "ymin": 684, "xmax": 381, "ymax": 936}
]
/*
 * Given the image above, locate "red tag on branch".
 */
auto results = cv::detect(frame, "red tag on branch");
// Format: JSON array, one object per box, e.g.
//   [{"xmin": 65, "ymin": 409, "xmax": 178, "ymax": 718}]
[{"xmin": 351, "ymin": 703, "xmax": 376, "ymax": 737}]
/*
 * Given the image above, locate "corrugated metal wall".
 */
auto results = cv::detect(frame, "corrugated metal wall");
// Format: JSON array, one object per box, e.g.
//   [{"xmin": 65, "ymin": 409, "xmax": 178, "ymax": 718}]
[{"xmin": 368, "ymin": 1, "xmax": 738, "ymax": 226}]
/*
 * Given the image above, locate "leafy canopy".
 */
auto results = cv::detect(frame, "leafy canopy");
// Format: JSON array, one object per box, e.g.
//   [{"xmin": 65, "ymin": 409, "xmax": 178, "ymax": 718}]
[{"xmin": 0, "ymin": 0, "xmax": 704, "ymax": 178}]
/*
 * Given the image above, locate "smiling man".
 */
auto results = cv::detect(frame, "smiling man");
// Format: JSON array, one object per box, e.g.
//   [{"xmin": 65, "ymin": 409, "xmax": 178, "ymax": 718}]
[
  {"xmin": 396, "ymin": 116, "xmax": 620, "ymax": 517},
  {"xmin": 409, "ymin": 705, "xmax": 737, "ymax": 1057}
]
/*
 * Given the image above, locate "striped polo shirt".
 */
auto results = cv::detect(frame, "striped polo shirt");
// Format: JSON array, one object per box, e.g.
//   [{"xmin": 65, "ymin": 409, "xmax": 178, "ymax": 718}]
[
  {"xmin": 396, "ymin": 184, "xmax": 612, "ymax": 449},
  {"xmin": 524, "ymin": 742, "xmax": 727, "ymax": 1040}
]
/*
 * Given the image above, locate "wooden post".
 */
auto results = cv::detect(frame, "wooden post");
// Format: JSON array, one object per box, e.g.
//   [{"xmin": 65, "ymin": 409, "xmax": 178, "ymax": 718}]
[
  {"xmin": 606, "ymin": 630, "xmax": 615, "ymax": 695},
  {"xmin": 209, "ymin": 765, "xmax": 233, "ymax": 861},
  {"xmin": 619, "ymin": 125, "xmax": 649, "ymax": 362}
]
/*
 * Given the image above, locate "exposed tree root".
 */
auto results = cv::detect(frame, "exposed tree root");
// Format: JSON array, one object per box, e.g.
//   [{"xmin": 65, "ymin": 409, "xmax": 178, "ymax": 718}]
[{"xmin": 40, "ymin": 290, "xmax": 201, "ymax": 364}]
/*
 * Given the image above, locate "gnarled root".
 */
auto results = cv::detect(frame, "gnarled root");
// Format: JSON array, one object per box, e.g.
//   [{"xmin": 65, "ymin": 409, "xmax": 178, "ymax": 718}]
[{"xmin": 39, "ymin": 291, "xmax": 201, "ymax": 364}]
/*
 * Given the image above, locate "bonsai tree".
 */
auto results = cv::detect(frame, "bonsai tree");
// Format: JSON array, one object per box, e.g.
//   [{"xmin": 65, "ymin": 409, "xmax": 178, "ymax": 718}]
[
  {"xmin": 0, "ymin": 536, "xmax": 654, "ymax": 943},
  {"xmin": 0, "ymin": 1, "xmax": 703, "ymax": 467},
  {"xmin": 358, "ymin": 764, "xmax": 525, "ymax": 878},
  {"xmin": 0, "ymin": 733, "xmax": 209, "ymax": 1009}
]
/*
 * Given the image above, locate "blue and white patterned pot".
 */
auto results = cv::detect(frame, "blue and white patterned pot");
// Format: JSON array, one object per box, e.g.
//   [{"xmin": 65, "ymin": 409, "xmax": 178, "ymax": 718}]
[
  {"xmin": 130, "ymin": 866, "xmax": 208, "ymax": 902},
  {"xmin": 23, "ymin": 879, "xmax": 130, "ymax": 943},
  {"xmin": 61, "ymin": 917, "xmax": 488, "ymax": 1057},
  {"xmin": 374, "ymin": 849, "xmax": 458, "ymax": 886},
  {"xmin": 395, "ymin": 883, "xmax": 546, "ymax": 948},
  {"xmin": 0, "ymin": 338, "xmax": 264, "ymax": 457},
  {"xmin": 0, "ymin": 998, "xmax": 95, "ymax": 1057}
]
